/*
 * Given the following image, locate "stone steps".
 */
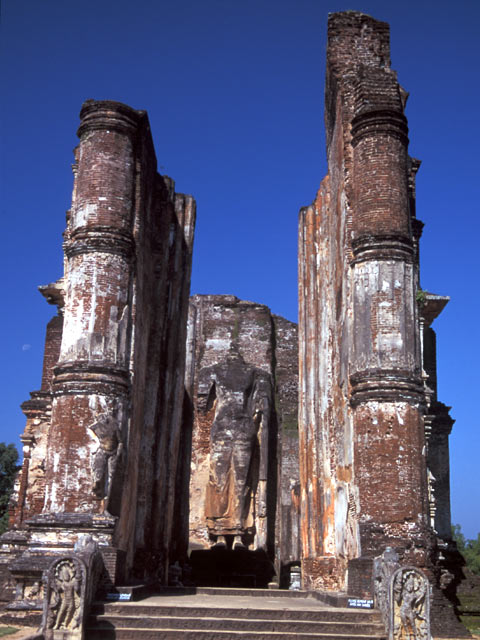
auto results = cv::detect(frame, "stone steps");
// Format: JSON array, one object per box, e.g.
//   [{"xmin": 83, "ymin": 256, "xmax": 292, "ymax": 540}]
[
  {"xmin": 87, "ymin": 632, "xmax": 385, "ymax": 640},
  {"xmin": 86, "ymin": 591, "xmax": 386, "ymax": 639},
  {"xmin": 89, "ymin": 613, "xmax": 383, "ymax": 634}
]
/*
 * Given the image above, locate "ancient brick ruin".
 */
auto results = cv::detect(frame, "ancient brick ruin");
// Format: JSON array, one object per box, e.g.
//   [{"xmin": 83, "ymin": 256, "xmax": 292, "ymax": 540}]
[
  {"xmin": 0, "ymin": 11, "xmax": 467, "ymax": 639},
  {"xmin": 298, "ymin": 11, "xmax": 465, "ymax": 636},
  {"xmin": 1, "ymin": 99, "xmax": 195, "ymax": 605},
  {"xmin": 186, "ymin": 295, "xmax": 299, "ymax": 586}
]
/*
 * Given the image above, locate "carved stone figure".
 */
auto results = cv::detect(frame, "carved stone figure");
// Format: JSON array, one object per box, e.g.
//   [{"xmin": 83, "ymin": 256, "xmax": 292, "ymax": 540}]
[
  {"xmin": 374, "ymin": 547, "xmax": 400, "ymax": 628},
  {"xmin": 46, "ymin": 558, "xmax": 82, "ymax": 632},
  {"xmin": 202, "ymin": 354, "xmax": 271, "ymax": 549},
  {"xmin": 89, "ymin": 409, "xmax": 124, "ymax": 514},
  {"xmin": 392, "ymin": 568, "xmax": 430, "ymax": 640}
]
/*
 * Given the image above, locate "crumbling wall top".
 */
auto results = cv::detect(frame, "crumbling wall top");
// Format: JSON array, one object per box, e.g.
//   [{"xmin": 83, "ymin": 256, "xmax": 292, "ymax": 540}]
[
  {"xmin": 325, "ymin": 12, "xmax": 399, "ymax": 151},
  {"xmin": 77, "ymin": 99, "xmax": 147, "ymax": 137},
  {"xmin": 327, "ymin": 12, "xmax": 391, "ymax": 74}
]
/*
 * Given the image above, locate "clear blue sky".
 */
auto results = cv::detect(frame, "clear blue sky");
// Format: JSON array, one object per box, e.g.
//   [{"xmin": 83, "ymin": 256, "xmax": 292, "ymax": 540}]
[{"xmin": 1, "ymin": 0, "xmax": 479, "ymax": 539}]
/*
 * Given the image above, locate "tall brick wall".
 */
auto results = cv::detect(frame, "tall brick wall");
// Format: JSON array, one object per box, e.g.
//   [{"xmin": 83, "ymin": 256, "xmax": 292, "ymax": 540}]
[
  {"xmin": 10, "ymin": 100, "xmax": 195, "ymax": 587},
  {"xmin": 421, "ymin": 297, "xmax": 455, "ymax": 542},
  {"xmin": 298, "ymin": 12, "xmax": 464, "ymax": 635},
  {"xmin": 12, "ymin": 309, "xmax": 63, "ymax": 526},
  {"xmin": 272, "ymin": 315, "xmax": 301, "ymax": 582}
]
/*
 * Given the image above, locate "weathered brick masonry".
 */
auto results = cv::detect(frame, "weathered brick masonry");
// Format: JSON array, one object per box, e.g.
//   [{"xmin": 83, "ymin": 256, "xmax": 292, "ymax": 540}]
[
  {"xmin": 2, "ymin": 100, "xmax": 195, "ymax": 606},
  {"xmin": 186, "ymin": 295, "xmax": 300, "ymax": 585},
  {"xmin": 0, "ymin": 13, "xmax": 466, "ymax": 637},
  {"xmin": 298, "ymin": 12, "xmax": 466, "ymax": 635}
]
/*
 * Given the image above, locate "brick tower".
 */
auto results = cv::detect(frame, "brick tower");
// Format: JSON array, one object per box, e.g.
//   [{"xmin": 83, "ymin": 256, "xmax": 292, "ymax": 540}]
[
  {"xmin": 2, "ymin": 100, "xmax": 195, "ymax": 607},
  {"xmin": 298, "ymin": 12, "xmax": 464, "ymax": 634}
]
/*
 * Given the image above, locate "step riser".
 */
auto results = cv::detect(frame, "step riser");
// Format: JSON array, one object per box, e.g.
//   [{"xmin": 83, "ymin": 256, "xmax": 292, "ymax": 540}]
[
  {"xmin": 87, "ymin": 590, "xmax": 386, "ymax": 639},
  {"xmin": 88, "ymin": 631, "xmax": 386, "ymax": 640},
  {"xmin": 90, "ymin": 616, "xmax": 383, "ymax": 634},
  {"xmin": 91, "ymin": 605, "xmax": 381, "ymax": 624}
]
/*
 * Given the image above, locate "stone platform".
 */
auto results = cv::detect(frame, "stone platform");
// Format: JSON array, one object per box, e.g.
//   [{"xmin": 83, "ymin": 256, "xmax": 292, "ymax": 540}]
[{"xmin": 86, "ymin": 588, "xmax": 387, "ymax": 639}]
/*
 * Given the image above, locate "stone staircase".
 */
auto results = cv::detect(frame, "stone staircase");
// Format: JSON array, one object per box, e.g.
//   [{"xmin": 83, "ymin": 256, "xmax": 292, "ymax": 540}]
[{"xmin": 86, "ymin": 588, "xmax": 386, "ymax": 639}]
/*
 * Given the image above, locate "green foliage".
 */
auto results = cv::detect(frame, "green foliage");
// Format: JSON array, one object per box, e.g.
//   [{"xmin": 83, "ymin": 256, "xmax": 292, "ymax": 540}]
[
  {"xmin": 452, "ymin": 523, "xmax": 466, "ymax": 551},
  {"xmin": 416, "ymin": 288, "xmax": 427, "ymax": 305},
  {"xmin": 0, "ymin": 443, "xmax": 20, "ymax": 535},
  {"xmin": 452, "ymin": 523, "xmax": 480, "ymax": 575},
  {"xmin": 0, "ymin": 627, "xmax": 20, "ymax": 637}
]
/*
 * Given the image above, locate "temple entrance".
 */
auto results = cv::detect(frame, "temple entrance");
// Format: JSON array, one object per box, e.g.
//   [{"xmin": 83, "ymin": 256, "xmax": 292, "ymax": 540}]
[{"xmin": 189, "ymin": 545, "xmax": 275, "ymax": 588}]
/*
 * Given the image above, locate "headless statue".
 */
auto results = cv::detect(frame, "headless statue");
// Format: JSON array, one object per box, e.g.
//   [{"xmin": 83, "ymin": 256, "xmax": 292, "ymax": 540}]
[
  {"xmin": 89, "ymin": 409, "xmax": 124, "ymax": 515},
  {"xmin": 202, "ymin": 354, "xmax": 271, "ymax": 549}
]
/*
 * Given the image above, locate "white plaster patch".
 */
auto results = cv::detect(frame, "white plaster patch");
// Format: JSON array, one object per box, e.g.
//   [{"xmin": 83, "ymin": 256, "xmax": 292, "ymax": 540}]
[
  {"xmin": 378, "ymin": 331, "xmax": 403, "ymax": 353},
  {"xmin": 75, "ymin": 203, "xmax": 97, "ymax": 227},
  {"xmin": 206, "ymin": 338, "xmax": 231, "ymax": 351},
  {"xmin": 335, "ymin": 486, "xmax": 348, "ymax": 554},
  {"xmin": 50, "ymin": 484, "xmax": 57, "ymax": 510}
]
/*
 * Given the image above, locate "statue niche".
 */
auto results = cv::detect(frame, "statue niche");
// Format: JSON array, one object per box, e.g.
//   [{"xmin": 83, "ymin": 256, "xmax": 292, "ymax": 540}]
[
  {"xmin": 201, "ymin": 355, "xmax": 272, "ymax": 550},
  {"xmin": 88, "ymin": 404, "xmax": 125, "ymax": 516}
]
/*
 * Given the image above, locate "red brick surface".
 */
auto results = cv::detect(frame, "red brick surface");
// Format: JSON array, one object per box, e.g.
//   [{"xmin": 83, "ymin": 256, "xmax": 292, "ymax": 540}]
[
  {"xmin": 298, "ymin": 15, "xmax": 464, "ymax": 636},
  {"xmin": 12, "ymin": 100, "xmax": 195, "ymax": 586}
]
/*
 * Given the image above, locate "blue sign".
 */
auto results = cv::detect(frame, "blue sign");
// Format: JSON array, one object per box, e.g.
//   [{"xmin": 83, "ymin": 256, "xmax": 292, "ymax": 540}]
[
  {"xmin": 106, "ymin": 592, "xmax": 132, "ymax": 601},
  {"xmin": 347, "ymin": 598, "xmax": 374, "ymax": 609}
]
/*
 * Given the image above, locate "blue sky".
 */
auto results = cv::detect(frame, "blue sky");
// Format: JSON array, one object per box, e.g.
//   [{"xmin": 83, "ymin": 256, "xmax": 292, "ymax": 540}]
[{"xmin": 1, "ymin": 0, "xmax": 479, "ymax": 539}]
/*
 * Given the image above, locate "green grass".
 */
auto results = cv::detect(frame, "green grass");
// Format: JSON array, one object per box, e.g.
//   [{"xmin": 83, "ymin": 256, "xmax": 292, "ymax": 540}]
[
  {"xmin": 0, "ymin": 628, "xmax": 20, "ymax": 637},
  {"xmin": 459, "ymin": 614, "xmax": 480, "ymax": 633},
  {"xmin": 458, "ymin": 589, "xmax": 480, "ymax": 635},
  {"xmin": 459, "ymin": 615, "xmax": 480, "ymax": 635}
]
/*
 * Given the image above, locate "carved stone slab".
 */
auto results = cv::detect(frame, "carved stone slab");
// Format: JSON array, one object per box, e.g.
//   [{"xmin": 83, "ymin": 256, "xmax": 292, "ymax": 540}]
[
  {"xmin": 390, "ymin": 566, "xmax": 431, "ymax": 640},
  {"xmin": 42, "ymin": 555, "xmax": 87, "ymax": 640}
]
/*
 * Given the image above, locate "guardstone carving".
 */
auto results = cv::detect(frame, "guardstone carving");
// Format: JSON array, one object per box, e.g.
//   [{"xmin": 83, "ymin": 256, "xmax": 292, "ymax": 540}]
[
  {"xmin": 391, "ymin": 567, "xmax": 430, "ymax": 640},
  {"xmin": 374, "ymin": 550, "xmax": 431, "ymax": 640},
  {"xmin": 374, "ymin": 547, "xmax": 401, "ymax": 629},
  {"xmin": 44, "ymin": 557, "xmax": 86, "ymax": 638}
]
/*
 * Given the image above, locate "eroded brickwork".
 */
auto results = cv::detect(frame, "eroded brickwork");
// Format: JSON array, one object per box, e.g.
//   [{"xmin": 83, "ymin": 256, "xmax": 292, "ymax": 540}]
[
  {"xmin": 1, "ymin": 16, "xmax": 464, "ymax": 634},
  {"xmin": 298, "ymin": 12, "xmax": 465, "ymax": 635},
  {"xmin": 6, "ymin": 100, "xmax": 195, "ymax": 606},
  {"xmin": 186, "ymin": 295, "xmax": 299, "ymax": 580},
  {"xmin": 12, "ymin": 285, "xmax": 64, "ymax": 528}
]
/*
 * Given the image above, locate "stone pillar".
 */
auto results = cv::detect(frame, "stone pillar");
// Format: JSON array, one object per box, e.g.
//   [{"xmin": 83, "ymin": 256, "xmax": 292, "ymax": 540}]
[
  {"xmin": 298, "ymin": 12, "xmax": 437, "ymax": 596},
  {"xmin": 4, "ymin": 99, "xmax": 197, "ymax": 612},
  {"xmin": 42, "ymin": 102, "xmax": 140, "ymax": 516},
  {"xmin": 349, "ymin": 103, "xmax": 429, "ymax": 569}
]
